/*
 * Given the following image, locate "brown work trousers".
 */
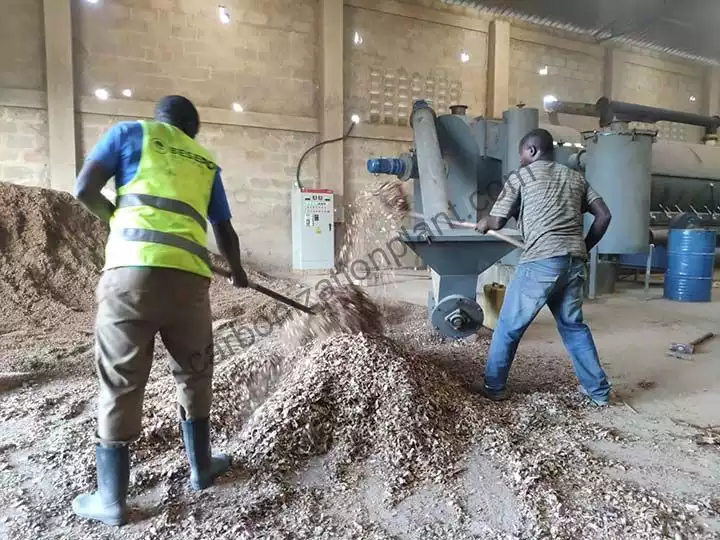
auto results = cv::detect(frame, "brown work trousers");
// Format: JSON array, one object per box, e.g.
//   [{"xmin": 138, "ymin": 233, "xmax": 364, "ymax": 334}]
[{"xmin": 94, "ymin": 267, "xmax": 214, "ymax": 446}]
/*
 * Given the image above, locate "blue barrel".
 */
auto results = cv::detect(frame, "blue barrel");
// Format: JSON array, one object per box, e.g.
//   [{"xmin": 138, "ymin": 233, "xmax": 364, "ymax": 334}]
[{"xmin": 664, "ymin": 229, "xmax": 717, "ymax": 302}]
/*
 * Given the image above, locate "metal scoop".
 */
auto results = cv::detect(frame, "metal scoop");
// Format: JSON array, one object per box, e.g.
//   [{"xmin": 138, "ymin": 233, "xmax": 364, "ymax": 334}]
[{"xmin": 212, "ymin": 266, "xmax": 317, "ymax": 316}]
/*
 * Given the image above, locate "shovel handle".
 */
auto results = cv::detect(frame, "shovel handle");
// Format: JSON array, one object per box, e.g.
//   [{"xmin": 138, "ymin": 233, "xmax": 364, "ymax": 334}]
[
  {"xmin": 407, "ymin": 212, "xmax": 526, "ymax": 250},
  {"xmin": 211, "ymin": 265, "xmax": 316, "ymax": 316},
  {"xmin": 486, "ymin": 229, "xmax": 526, "ymax": 250}
]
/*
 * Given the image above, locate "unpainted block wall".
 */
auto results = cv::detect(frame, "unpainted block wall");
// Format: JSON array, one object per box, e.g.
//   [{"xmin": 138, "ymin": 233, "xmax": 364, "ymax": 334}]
[
  {"xmin": 509, "ymin": 39, "xmax": 603, "ymax": 132},
  {"xmin": 0, "ymin": 107, "xmax": 49, "ymax": 187},
  {"xmin": 74, "ymin": 0, "xmax": 317, "ymax": 116},
  {"xmin": 0, "ymin": 0, "xmax": 49, "ymax": 186},
  {"xmin": 345, "ymin": 5, "xmax": 488, "ymax": 122},
  {"xmin": 618, "ymin": 46, "xmax": 705, "ymax": 142}
]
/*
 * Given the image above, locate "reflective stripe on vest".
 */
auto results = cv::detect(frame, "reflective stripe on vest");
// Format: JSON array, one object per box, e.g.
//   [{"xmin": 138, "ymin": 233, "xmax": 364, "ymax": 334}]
[
  {"xmin": 112, "ymin": 228, "xmax": 211, "ymax": 267},
  {"xmin": 116, "ymin": 193, "xmax": 207, "ymax": 231}
]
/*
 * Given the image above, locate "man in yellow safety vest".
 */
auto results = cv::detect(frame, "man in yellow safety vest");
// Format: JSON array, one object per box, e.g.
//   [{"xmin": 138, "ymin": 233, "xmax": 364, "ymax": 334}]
[{"xmin": 72, "ymin": 95, "xmax": 248, "ymax": 526}]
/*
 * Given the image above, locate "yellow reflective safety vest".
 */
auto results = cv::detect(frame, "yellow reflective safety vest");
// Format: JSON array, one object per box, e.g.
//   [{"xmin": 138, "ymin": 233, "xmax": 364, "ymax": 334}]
[{"xmin": 104, "ymin": 120, "xmax": 217, "ymax": 278}]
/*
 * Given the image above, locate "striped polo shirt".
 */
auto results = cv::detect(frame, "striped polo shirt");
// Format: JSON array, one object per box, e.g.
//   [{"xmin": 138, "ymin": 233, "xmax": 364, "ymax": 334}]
[{"xmin": 490, "ymin": 159, "xmax": 602, "ymax": 263}]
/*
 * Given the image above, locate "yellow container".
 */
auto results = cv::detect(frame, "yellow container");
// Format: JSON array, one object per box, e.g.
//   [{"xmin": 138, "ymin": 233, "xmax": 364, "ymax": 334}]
[{"xmin": 480, "ymin": 282, "xmax": 506, "ymax": 330}]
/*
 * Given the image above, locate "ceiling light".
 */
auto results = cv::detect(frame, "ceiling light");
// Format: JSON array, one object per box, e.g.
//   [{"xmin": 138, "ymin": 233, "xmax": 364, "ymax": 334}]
[
  {"xmin": 94, "ymin": 88, "xmax": 110, "ymax": 101},
  {"xmin": 574, "ymin": 142, "xmax": 583, "ymax": 148},
  {"xmin": 232, "ymin": 102, "xmax": 244, "ymax": 112},
  {"xmin": 350, "ymin": 114, "xmax": 360, "ymax": 124},
  {"xmin": 86, "ymin": 0, "xmax": 99, "ymax": 3},
  {"xmin": 460, "ymin": 52, "xmax": 470, "ymax": 63},
  {"xmin": 122, "ymin": 89, "xmax": 133, "ymax": 98},
  {"xmin": 218, "ymin": 5, "xmax": 231, "ymax": 24},
  {"xmin": 542, "ymin": 95, "xmax": 558, "ymax": 109},
  {"xmin": 353, "ymin": 31, "xmax": 363, "ymax": 45},
  {"xmin": 689, "ymin": 95, "xmax": 697, "ymax": 102},
  {"xmin": 538, "ymin": 65, "xmax": 549, "ymax": 76}
]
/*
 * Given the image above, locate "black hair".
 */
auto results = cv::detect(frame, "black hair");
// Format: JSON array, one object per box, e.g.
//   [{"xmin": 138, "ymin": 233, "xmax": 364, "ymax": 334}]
[
  {"xmin": 154, "ymin": 95, "xmax": 200, "ymax": 138},
  {"xmin": 519, "ymin": 128, "xmax": 554, "ymax": 157}
]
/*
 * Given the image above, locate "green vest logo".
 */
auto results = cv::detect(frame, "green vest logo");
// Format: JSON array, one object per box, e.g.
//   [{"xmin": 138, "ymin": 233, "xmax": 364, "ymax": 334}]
[
  {"xmin": 151, "ymin": 138, "xmax": 169, "ymax": 154},
  {"xmin": 150, "ymin": 138, "xmax": 217, "ymax": 170}
]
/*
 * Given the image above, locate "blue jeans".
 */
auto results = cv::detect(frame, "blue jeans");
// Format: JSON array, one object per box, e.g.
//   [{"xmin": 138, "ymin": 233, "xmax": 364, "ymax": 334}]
[{"xmin": 484, "ymin": 255, "xmax": 611, "ymax": 402}]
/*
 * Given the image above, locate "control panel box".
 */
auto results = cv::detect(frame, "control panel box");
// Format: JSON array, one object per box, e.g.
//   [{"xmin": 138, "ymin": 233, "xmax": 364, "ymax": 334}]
[{"xmin": 291, "ymin": 188, "xmax": 334, "ymax": 270}]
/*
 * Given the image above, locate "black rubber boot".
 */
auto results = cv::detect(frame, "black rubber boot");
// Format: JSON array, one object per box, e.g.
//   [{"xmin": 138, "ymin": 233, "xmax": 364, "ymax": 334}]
[
  {"xmin": 72, "ymin": 444, "xmax": 129, "ymax": 526},
  {"xmin": 180, "ymin": 418, "xmax": 230, "ymax": 490}
]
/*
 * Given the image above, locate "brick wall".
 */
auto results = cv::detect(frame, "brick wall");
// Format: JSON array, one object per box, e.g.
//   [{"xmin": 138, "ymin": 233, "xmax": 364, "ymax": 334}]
[
  {"xmin": 0, "ymin": 0, "xmax": 49, "ymax": 188},
  {"xmin": 510, "ymin": 39, "xmax": 603, "ymax": 132},
  {"xmin": 74, "ymin": 0, "xmax": 317, "ymax": 116},
  {"xmin": 618, "ymin": 47, "xmax": 705, "ymax": 142},
  {"xmin": 345, "ymin": 6, "xmax": 489, "ymax": 123},
  {"xmin": 0, "ymin": 107, "xmax": 49, "ymax": 187},
  {"xmin": 0, "ymin": 0, "xmax": 45, "ymax": 91}
]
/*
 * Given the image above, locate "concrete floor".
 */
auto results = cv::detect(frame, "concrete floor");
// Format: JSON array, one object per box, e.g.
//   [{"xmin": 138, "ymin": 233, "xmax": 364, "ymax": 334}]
[
  {"xmin": 287, "ymin": 268, "xmax": 720, "ymax": 527},
  {"xmin": 289, "ymin": 268, "xmax": 720, "ymax": 427}
]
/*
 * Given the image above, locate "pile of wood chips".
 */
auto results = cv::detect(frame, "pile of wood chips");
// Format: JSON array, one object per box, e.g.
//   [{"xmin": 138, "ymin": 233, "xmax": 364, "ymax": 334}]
[{"xmin": 234, "ymin": 333, "xmax": 481, "ymax": 502}]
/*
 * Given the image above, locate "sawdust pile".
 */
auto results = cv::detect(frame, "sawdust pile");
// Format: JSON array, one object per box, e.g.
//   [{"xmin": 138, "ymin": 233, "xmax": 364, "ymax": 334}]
[
  {"xmin": 0, "ymin": 182, "xmax": 107, "ymax": 330},
  {"xmin": 235, "ymin": 333, "xmax": 480, "ymax": 501},
  {"xmin": 283, "ymin": 284, "xmax": 384, "ymax": 348}
]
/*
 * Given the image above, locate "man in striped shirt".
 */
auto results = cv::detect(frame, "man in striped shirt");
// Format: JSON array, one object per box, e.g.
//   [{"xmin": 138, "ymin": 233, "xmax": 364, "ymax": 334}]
[{"xmin": 475, "ymin": 128, "xmax": 613, "ymax": 406}]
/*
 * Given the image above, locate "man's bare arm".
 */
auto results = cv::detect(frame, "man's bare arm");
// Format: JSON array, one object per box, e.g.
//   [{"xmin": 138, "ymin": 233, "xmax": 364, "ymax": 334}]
[
  {"xmin": 212, "ymin": 220, "xmax": 248, "ymax": 287},
  {"xmin": 74, "ymin": 161, "xmax": 116, "ymax": 223},
  {"xmin": 585, "ymin": 198, "xmax": 611, "ymax": 252}
]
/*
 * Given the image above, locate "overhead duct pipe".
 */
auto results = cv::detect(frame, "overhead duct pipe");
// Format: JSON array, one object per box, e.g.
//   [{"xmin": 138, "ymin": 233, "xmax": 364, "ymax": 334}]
[
  {"xmin": 596, "ymin": 98, "xmax": 720, "ymax": 133},
  {"xmin": 545, "ymin": 97, "xmax": 720, "ymax": 135}
]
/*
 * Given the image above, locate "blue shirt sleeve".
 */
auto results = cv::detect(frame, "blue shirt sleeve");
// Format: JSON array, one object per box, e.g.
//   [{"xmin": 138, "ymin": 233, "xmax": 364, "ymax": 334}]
[
  {"xmin": 85, "ymin": 121, "xmax": 143, "ymax": 189},
  {"xmin": 207, "ymin": 169, "xmax": 232, "ymax": 224}
]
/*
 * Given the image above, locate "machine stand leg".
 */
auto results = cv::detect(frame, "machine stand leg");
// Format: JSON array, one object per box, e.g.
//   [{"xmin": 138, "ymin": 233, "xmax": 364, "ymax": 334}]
[
  {"xmin": 643, "ymin": 243, "xmax": 655, "ymax": 297},
  {"xmin": 588, "ymin": 247, "xmax": 598, "ymax": 300}
]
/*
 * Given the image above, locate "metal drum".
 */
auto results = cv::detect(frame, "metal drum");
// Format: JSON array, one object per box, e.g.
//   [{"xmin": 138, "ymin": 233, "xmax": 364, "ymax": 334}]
[{"xmin": 664, "ymin": 229, "xmax": 717, "ymax": 302}]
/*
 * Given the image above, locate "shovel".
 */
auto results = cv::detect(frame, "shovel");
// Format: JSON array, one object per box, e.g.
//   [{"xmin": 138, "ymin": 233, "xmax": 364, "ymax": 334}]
[
  {"xmin": 211, "ymin": 266, "xmax": 317, "ymax": 316},
  {"xmin": 407, "ymin": 212, "xmax": 526, "ymax": 250}
]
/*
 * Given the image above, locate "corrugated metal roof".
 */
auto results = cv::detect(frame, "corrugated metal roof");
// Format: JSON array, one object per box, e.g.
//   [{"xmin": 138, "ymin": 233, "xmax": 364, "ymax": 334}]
[{"xmin": 441, "ymin": 0, "xmax": 720, "ymax": 66}]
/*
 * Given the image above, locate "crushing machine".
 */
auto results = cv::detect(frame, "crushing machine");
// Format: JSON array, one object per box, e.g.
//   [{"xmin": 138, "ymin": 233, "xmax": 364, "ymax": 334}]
[{"xmin": 366, "ymin": 100, "xmax": 531, "ymax": 338}]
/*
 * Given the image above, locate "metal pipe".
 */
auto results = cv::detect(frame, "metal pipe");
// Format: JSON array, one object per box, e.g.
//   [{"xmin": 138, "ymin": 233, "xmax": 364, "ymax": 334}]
[
  {"xmin": 545, "ymin": 100, "xmax": 600, "ymax": 118},
  {"xmin": 644, "ymin": 244, "xmax": 655, "ymax": 297},
  {"xmin": 503, "ymin": 106, "xmax": 539, "ymax": 177},
  {"xmin": 597, "ymin": 97, "xmax": 720, "ymax": 131},
  {"xmin": 410, "ymin": 101, "xmax": 450, "ymax": 222},
  {"xmin": 588, "ymin": 246, "xmax": 598, "ymax": 300},
  {"xmin": 544, "ymin": 98, "xmax": 720, "ymax": 132}
]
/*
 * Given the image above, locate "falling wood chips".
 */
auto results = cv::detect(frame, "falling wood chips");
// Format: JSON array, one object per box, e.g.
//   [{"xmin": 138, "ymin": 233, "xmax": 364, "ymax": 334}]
[
  {"xmin": 282, "ymin": 284, "xmax": 384, "ymax": 348},
  {"xmin": 374, "ymin": 179, "xmax": 410, "ymax": 218}
]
